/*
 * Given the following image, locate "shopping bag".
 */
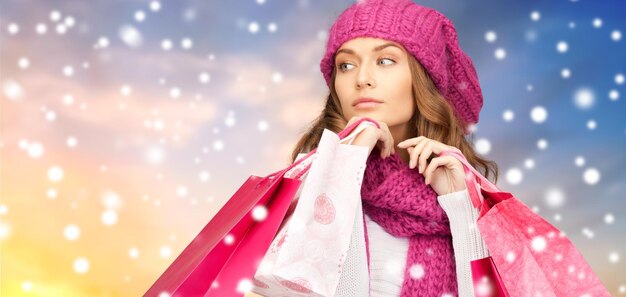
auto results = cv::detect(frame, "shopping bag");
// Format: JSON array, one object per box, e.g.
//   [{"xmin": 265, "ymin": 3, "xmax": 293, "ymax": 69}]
[
  {"xmin": 251, "ymin": 123, "xmax": 375, "ymax": 296},
  {"xmin": 253, "ymin": 177, "xmax": 371, "ymax": 297},
  {"xmin": 144, "ymin": 167, "xmax": 302, "ymax": 297},
  {"xmin": 470, "ymin": 256, "xmax": 509, "ymax": 297},
  {"xmin": 144, "ymin": 118, "xmax": 380, "ymax": 297},
  {"xmin": 439, "ymin": 150, "xmax": 611, "ymax": 297}
]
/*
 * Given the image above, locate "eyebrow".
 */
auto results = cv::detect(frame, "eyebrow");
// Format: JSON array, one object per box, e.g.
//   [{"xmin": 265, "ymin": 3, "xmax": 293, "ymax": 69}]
[{"xmin": 335, "ymin": 43, "xmax": 403, "ymax": 57}]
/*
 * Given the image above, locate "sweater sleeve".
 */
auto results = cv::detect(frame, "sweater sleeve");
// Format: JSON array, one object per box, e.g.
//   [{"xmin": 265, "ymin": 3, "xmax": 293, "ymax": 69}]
[{"xmin": 437, "ymin": 189, "xmax": 490, "ymax": 297}]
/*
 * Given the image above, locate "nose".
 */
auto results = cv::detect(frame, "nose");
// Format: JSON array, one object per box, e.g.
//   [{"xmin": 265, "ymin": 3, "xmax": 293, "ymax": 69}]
[
  {"xmin": 357, "ymin": 80, "xmax": 373, "ymax": 88},
  {"xmin": 356, "ymin": 65, "xmax": 375, "ymax": 89}
]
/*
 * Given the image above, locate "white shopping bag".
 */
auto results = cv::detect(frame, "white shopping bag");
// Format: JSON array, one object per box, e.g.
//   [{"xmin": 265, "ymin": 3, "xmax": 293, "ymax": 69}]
[{"xmin": 251, "ymin": 123, "xmax": 373, "ymax": 297}]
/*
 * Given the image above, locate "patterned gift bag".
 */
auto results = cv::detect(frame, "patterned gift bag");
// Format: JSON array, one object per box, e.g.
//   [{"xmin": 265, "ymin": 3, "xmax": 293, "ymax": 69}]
[{"xmin": 251, "ymin": 125, "xmax": 372, "ymax": 297}]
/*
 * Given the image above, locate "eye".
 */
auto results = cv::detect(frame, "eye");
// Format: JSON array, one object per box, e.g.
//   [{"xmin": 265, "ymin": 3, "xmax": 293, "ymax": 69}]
[
  {"xmin": 336, "ymin": 57, "xmax": 395, "ymax": 72},
  {"xmin": 338, "ymin": 62, "xmax": 355, "ymax": 72},
  {"xmin": 379, "ymin": 57, "xmax": 396, "ymax": 66}
]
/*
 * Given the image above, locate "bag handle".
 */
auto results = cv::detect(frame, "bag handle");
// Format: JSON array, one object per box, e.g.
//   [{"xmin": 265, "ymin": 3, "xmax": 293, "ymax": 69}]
[
  {"xmin": 289, "ymin": 120, "xmax": 376, "ymax": 180},
  {"xmin": 268, "ymin": 117, "xmax": 381, "ymax": 180},
  {"xmin": 339, "ymin": 120, "xmax": 377, "ymax": 145},
  {"xmin": 290, "ymin": 118, "xmax": 379, "ymax": 180},
  {"xmin": 439, "ymin": 150, "xmax": 511, "ymax": 217}
]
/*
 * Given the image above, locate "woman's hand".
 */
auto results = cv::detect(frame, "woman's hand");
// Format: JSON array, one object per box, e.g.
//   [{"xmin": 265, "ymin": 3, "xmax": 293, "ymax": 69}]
[
  {"xmin": 344, "ymin": 116, "xmax": 395, "ymax": 159},
  {"xmin": 397, "ymin": 136, "xmax": 467, "ymax": 196}
]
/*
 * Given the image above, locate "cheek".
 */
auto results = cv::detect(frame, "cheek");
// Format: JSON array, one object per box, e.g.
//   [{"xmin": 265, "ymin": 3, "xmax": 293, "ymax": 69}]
[
  {"xmin": 389, "ymin": 97, "xmax": 415, "ymax": 120},
  {"xmin": 382, "ymin": 69, "xmax": 413, "ymax": 99},
  {"xmin": 381, "ymin": 70, "xmax": 415, "ymax": 121},
  {"xmin": 333, "ymin": 77, "xmax": 353, "ymax": 115}
]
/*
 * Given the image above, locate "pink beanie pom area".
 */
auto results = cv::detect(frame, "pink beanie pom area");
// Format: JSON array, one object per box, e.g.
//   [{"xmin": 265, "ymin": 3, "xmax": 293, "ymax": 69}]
[{"xmin": 319, "ymin": 0, "xmax": 484, "ymax": 134}]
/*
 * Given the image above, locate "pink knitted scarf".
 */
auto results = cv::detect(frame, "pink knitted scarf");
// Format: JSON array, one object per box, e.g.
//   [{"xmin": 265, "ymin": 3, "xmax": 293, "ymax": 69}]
[{"xmin": 361, "ymin": 147, "xmax": 458, "ymax": 296}]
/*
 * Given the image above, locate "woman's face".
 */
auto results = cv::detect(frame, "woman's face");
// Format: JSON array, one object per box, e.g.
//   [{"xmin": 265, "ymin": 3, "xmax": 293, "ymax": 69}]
[{"xmin": 334, "ymin": 37, "xmax": 415, "ymax": 132}]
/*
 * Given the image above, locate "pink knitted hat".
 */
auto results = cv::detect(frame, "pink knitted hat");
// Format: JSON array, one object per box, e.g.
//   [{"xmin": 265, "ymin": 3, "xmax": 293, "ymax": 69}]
[{"xmin": 320, "ymin": 0, "xmax": 484, "ymax": 133}]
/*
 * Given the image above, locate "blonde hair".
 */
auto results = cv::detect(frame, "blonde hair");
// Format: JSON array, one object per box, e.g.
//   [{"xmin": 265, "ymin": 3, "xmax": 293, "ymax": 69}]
[{"xmin": 290, "ymin": 53, "xmax": 499, "ymax": 184}]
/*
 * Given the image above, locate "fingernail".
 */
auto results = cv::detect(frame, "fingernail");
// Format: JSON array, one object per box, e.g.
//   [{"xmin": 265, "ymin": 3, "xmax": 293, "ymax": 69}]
[
  {"xmin": 410, "ymin": 160, "xmax": 415, "ymax": 168},
  {"xmin": 419, "ymin": 164, "xmax": 424, "ymax": 173}
]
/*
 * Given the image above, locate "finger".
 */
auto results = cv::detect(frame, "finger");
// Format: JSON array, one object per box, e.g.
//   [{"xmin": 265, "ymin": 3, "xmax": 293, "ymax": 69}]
[
  {"xmin": 409, "ymin": 143, "xmax": 419, "ymax": 168},
  {"xmin": 345, "ymin": 118, "xmax": 353, "ymax": 128},
  {"xmin": 409, "ymin": 138, "xmax": 429, "ymax": 169},
  {"xmin": 378, "ymin": 137, "xmax": 386, "ymax": 158},
  {"xmin": 372, "ymin": 129, "xmax": 386, "ymax": 158},
  {"xmin": 422, "ymin": 157, "xmax": 441, "ymax": 185},
  {"xmin": 376, "ymin": 122, "xmax": 386, "ymax": 158},
  {"xmin": 381, "ymin": 123, "xmax": 395, "ymax": 155},
  {"xmin": 423, "ymin": 156, "xmax": 445, "ymax": 185},
  {"xmin": 398, "ymin": 136, "xmax": 426, "ymax": 148},
  {"xmin": 380, "ymin": 122, "xmax": 394, "ymax": 157},
  {"xmin": 418, "ymin": 143, "xmax": 434, "ymax": 173},
  {"xmin": 387, "ymin": 126, "xmax": 395, "ymax": 155},
  {"xmin": 347, "ymin": 116, "xmax": 359, "ymax": 126},
  {"xmin": 385, "ymin": 131, "xmax": 394, "ymax": 156},
  {"xmin": 379, "ymin": 123, "xmax": 391, "ymax": 158}
]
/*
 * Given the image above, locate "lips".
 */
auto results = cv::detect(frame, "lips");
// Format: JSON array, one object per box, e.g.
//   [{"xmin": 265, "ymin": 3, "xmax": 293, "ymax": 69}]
[{"xmin": 352, "ymin": 97, "xmax": 383, "ymax": 106}]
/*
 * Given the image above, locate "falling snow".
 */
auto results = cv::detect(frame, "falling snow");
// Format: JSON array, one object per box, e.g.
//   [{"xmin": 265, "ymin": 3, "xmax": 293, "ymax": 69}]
[
  {"xmin": 1, "ymin": 1, "xmax": 625, "ymax": 296},
  {"xmin": 530, "ymin": 106, "xmax": 548, "ymax": 123},
  {"xmin": 251, "ymin": 205, "xmax": 268, "ymax": 221},
  {"xmin": 47, "ymin": 166, "xmax": 64, "ymax": 182},
  {"xmin": 506, "ymin": 168, "xmax": 523, "ymax": 185},
  {"xmin": 545, "ymin": 188, "xmax": 565, "ymax": 209},
  {"xmin": 574, "ymin": 87, "xmax": 596, "ymax": 109},
  {"xmin": 74, "ymin": 257, "xmax": 90, "ymax": 274},
  {"xmin": 485, "ymin": 30, "xmax": 497, "ymax": 43}
]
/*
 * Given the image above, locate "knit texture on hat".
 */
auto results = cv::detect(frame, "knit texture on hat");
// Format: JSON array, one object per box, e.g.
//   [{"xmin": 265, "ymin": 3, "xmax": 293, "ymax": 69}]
[
  {"xmin": 361, "ymin": 147, "xmax": 458, "ymax": 296},
  {"xmin": 320, "ymin": 0, "xmax": 483, "ymax": 134}
]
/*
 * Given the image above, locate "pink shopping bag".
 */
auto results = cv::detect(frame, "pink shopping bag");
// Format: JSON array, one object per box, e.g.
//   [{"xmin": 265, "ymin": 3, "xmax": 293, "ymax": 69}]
[
  {"xmin": 144, "ymin": 118, "xmax": 381, "ymax": 297},
  {"xmin": 144, "ymin": 167, "xmax": 301, "ymax": 297},
  {"xmin": 440, "ymin": 150, "xmax": 611, "ymax": 297},
  {"xmin": 470, "ymin": 256, "xmax": 509, "ymax": 297},
  {"xmin": 251, "ymin": 121, "xmax": 375, "ymax": 297}
]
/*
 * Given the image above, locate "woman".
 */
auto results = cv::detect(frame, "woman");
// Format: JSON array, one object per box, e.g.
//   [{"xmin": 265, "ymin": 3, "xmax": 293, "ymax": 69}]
[{"xmin": 288, "ymin": 0, "xmax": 499, "ymax": 296}]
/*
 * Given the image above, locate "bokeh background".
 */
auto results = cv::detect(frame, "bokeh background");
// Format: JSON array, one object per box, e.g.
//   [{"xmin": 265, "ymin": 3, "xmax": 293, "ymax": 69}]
[{"xmin": 1, "ymin": 0, "xmax": 625, "ymax": 296}]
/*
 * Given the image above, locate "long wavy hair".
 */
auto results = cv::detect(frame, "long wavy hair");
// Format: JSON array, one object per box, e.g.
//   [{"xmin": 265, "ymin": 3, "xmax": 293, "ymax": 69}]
[{"xmin": 290, "ymin": 53, "xmax": 499, "ymax": 184}]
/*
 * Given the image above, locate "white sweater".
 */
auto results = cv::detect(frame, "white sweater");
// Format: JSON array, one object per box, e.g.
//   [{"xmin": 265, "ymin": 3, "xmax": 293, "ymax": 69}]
[{"xmin": 292, "ymin": 153, "xmax": 490, "ymax": 297}]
